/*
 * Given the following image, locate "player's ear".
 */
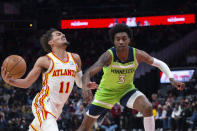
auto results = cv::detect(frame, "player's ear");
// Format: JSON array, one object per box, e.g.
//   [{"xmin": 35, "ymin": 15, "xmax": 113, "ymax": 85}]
[{"xmin": 48, "ymin": 40, "xmax": 53, "ymax": 46}]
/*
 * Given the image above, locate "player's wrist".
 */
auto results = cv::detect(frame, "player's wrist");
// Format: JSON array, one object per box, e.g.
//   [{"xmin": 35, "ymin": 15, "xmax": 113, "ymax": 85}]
[
  {"xmin": 82, "ymin": 87, "xmax": 91, "ymax": 91},
  {"xmin": 5, "ymin": 78, "xmax": 13, "ymax": 85},
  {"xmin": 169, "ymin": 78, "xmax": 176, "ymax": 87},
  {"xmin": 169, "ymin": 77, "xmax": 175, "ymax": 82}
]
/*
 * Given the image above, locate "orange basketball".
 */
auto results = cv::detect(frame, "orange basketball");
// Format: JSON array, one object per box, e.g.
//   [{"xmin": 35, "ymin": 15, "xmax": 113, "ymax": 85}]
[{"xmin": 2, "ymin": 55, "xmax": 26, "ymax": 79}]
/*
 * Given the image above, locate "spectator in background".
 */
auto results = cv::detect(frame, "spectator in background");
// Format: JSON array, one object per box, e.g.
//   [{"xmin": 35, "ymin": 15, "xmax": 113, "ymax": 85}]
[
  {"xmin": 0, "ymin": 111, "xmax": 7, "ymax": 128},
  {"xmin": 151, "ymin": 94, "xmax": 160, "ymax": 110},
  {"xmin": 100, "ymin": 113, "xmax": 118, "ymax": 131},
  {"xmin": 110, "ymin": 104, "xmax": 121, "ymax": 131},
  {"xmin": 161, "ymin": 105, "xmax": 168, "ymax": 130},
  {"xmin": 68, "ymin": 104, "xmax": 76, "ymax": 116},
  {"xmin": 122, "ymin": 107, "xmax": 133, "ymax": 130},
  {"xmin": 8, "ymin": 93, "xmax": 15, "ymax": 108},
  {"xmin": 179, "ymin": 100, "xmax": 191, "ymax": 131},
  {"xmin": 166, "ymin": 105, "xmax": 172, "ymax": 130},
  {"xmin": 171, "ymin": 103, "xmax": 182, "ymax": 130},
  {"xmin": 189, "ymin": 101, "xmax": 197, "ymax": 131},
  {"xmin": 155, "ymin": 104, "xmax": 163, "ymax": 130},
  {"xmin": 152, "ymin": 106, "xmax": 157, "ymax": 118},
  {"xmin": 75, "ymin": 104, "xmax": 85, "ymax": 124}
]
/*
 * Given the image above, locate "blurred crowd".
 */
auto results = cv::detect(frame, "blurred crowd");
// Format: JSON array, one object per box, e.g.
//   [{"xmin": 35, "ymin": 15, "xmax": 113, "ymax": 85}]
[
  {"xmin": 0, "ymin": 79, "xmax": 196, "ymax": 131},
  {"xmin": 0, "ymin": 0, "xmax": 197, "ymax": 130}
]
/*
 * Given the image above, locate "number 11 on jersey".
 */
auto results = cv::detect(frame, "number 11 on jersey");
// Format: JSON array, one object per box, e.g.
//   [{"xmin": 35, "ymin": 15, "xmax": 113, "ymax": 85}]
[{"xmin": 59, "ymin": 81, "xmax": 70, "ymax": 94}]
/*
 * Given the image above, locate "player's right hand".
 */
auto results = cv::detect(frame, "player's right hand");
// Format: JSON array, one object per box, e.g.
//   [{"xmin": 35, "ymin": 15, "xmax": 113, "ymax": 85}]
[
  {"xmin": 82, "ymin": 87, "xmax": 93, "ymax": 104},
  {"xmin": 1, "ymin": 67, "xmax": 10, "ymax": 84},
  {"xmin": 170, "ymin": 78, "xmax": 185, "ymax": 90},
  {"xmin": 88, "ymin": 82, "xmax": 98, "ymax": 90}
]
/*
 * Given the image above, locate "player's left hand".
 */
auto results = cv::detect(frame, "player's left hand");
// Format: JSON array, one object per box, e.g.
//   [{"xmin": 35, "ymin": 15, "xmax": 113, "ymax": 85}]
[
  {"xmin": 88, "ymin": 82, "xmax": 98, "ymax": 90},
  {"xmin": 170, "ymin": 78, "xmax": 185, "ymax": 91},
  {"xmin": 1, "ymin": 67, "xmax": 11, "ymax": 84}
]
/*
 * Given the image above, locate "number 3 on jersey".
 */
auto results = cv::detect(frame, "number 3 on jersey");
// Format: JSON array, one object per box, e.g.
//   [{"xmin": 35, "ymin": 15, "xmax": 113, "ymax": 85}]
[
  {"xmin": 59, "ymin": 81, "xmax": 70, "ymax": 94},
  {"xmin": 118, "ymin": 75, "xmax": 125, "ymax": 84}
]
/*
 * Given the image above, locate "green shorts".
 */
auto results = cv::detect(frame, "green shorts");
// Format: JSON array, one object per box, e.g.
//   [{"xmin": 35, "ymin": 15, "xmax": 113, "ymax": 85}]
[{"xmin": 92, "ymin": 86, "xmax": 136, "ymax": 109}]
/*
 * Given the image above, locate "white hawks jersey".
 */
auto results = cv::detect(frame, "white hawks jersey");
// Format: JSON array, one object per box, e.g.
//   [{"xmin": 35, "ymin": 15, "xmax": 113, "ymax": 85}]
[{"xmin": 32, "ymin": 51, "xmax": 77, "ymax": 127}]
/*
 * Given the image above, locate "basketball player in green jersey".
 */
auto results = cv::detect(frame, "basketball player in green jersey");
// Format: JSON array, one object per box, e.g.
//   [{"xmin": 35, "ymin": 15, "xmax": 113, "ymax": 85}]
[{"xmin": 78, "ymin": 24, "xmax": 185, "ymax": 131}]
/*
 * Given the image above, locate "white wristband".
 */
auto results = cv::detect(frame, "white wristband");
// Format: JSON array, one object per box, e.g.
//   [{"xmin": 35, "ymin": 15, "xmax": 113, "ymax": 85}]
[{"xmin": 152, "ymin": 58, "xmax": 173, "ymax": 79}]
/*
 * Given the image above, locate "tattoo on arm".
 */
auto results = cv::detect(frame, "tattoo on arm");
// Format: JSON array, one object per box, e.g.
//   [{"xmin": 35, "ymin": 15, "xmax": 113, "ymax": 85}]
[
  {"xmin": 82, "ymin": 51, "xmax": 111, "ymax": 87},
  {"xmin": 136, "ymin": 49, "xmax": 154, "ymax": 65},
  {"xmin": 88, "ymin": 51, "xmax": 111, "ymax": 77}
]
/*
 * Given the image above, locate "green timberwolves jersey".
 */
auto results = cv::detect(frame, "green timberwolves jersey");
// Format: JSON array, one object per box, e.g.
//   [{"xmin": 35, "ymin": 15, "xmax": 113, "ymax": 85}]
[{"xmin": 92, "ymin": 46, "xmax": 138, "ymax": 109}]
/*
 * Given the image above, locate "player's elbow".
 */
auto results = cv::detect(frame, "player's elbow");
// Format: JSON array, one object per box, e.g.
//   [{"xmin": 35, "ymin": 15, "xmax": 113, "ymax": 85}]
[
  {"xmin": 83, "ymin": 71, "xmax": 91, "ymax": 79},
  {"xmin": 20, "ymin": 84, "xmax": 30, "ymax": 89},
  {"xmin": 75, "ymin": 82, "xmax": 82, "ymax": 88},
  {"xmin": 21, "ymin": 81, "xmax": 32, "ymax": 89}
]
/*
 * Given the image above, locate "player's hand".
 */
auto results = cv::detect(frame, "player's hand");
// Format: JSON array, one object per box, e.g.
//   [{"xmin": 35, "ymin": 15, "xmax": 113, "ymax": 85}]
[
  {"xmin": 82, "ymin": 86, "xmax": 93, "ymax": 104},
  {"xmin": 88, "ymin": 82, "xmax": 98, "ymax": 90},
  {"xmin": 170, "ymin": 78, "xmax": 185, "ymax": 91},
  {"xmin": 1, "ymin": 67, "xmax": 11, "ymax": 84}
]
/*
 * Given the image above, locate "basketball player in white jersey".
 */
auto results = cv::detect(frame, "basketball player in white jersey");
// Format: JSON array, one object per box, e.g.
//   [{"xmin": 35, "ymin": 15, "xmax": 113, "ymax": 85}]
[{"xmin": 1, "ymin": 28, "xmax": 97, "ymax": 131}]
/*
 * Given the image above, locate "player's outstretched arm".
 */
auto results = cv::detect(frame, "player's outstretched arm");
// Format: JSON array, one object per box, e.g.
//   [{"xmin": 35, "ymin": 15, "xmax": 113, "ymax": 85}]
[
  {"xmin": 82, "ymin": 51, "xmax": 112, "ymax": 103},
  {"xmin": 72, "ymin": 53, "xmax": 98, "ymax": 89},
  {"xmin": 72, "ymin": 53, "xmax": 83, "ymax": 88},
  {"xmin": 1, "ymin": 56, "xmax": 49, "ymax": 89},
  {"xmin": 82, "ymin": 51, "xmax": 111, "ymax": 88},
  {"xmin": 135, "ymin": 48, "xmax": 185, "ymax": 90}
]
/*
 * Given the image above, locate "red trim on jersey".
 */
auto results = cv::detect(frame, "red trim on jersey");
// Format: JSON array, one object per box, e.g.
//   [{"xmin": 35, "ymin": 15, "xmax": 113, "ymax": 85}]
[
  {"xmin": 46, "ymin": 54, "xmax": 55, "ymax": 74},
  {"xmin": 34, "ymin": 93, "xmax": 42, "ymax": 127},
  {"xmin": 51, "ymin": 52, "xmax": 69, "ymax": 63},
  {"xmin": 30, "ymin": 124, "xmax": 38, "ymax": 131},
  {"xmin": 70, "ymin": 53, "xmax": 78, "ymax": 72}
]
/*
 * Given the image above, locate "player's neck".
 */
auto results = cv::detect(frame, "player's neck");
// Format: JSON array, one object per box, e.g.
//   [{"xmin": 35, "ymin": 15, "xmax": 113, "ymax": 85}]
[
  {"xmin": 116, "ymin": 47, "xmax": 129, "ymax": 62},
  {"xmin": 52, "ymin": 48, "xmax": 68, "ymax": 61}
]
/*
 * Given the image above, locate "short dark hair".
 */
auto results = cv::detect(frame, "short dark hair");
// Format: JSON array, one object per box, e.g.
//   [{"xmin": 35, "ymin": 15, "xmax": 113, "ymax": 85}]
[
  {"xmin": 40, "ymin": 28, "xmax": 58, "ymax": 53},
  {"xmin": 108, "ymin": 23, "xmax": 132, "ymax": 43}
]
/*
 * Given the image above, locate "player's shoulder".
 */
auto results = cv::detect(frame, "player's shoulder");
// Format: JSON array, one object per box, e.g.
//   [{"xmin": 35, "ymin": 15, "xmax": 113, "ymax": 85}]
[
  {"xmin": 134, "ymin": 48, "xmax": 145, "ymax": 55},
  {"xmin": 105, "ymin": 50, "xmax": 112, "ymax": 58},
  {"xmin": 70, "ymin": 52, "xmax": 81, "ymax": 61},
  {"xmin": 70, "ymin": 52, "xmax": 80, "ymax": 58},
  {"xmin": 38, "ymin": 55, "xmax": 51, "ymax": 61},
  {"xmin": 98, "ymin": 50, "xmax": 112, "ymax": 60},
  {"xmin": 36, "ymin": 55, "xmax": 51, "ymax": 65},
  {"xmin": 98, "ymin": 50, "xmax": 112, "ymax": 66}
]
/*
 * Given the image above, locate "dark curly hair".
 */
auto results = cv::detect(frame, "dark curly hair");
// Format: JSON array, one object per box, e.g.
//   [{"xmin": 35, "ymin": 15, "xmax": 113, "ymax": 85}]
[
  {"xmin": 109, "ymin": 23, "xmax": 132, "ymax": 43},
  {"xmin": 40, "ymin": 28, "xmax": 58, "ymax": 53}
]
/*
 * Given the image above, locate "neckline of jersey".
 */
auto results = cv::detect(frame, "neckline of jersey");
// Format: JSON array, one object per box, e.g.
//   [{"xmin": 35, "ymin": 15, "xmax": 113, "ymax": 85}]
[
  {"xmin": 51, "ymin": 52, "xmax": 69, "ymax": 63},
  {"xmin": 113, "ymin": 46, "xmax": 133, "ymax": 64}
]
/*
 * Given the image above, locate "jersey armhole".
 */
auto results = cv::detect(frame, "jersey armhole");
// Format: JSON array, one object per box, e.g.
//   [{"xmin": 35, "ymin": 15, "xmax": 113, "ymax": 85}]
[
  {"xmin": 44, "ymin": 54, "xmax": 55, "ymax": 74},
  {"xmin": 70, "ymin": 53, "xmax": 78, "ymax": 72}
]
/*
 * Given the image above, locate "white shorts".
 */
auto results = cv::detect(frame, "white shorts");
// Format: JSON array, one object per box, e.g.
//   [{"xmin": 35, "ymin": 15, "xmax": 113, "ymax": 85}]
[
  {"xmin": 29, "ymin": 93, "xmax": 59, "ymax": 130},
  {"xmin": 125, "ymin": 90, "xmax": 145, "ymax": 109},
  {"xmin": 29, "ymin": 114, "xmax": 58, "ymax": 131}
]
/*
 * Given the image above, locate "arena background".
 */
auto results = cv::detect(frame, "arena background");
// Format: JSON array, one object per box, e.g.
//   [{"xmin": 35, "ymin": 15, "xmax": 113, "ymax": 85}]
[{"xmin": 0, "ymin": 0, "xmax": 197, "ymax": 131}]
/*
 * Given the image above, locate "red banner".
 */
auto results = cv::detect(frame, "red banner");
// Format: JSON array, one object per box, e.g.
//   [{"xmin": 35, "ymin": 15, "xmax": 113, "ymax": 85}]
[{"xmin": 61, "ymin": 14, "xmax": 195, "ymax": 29}]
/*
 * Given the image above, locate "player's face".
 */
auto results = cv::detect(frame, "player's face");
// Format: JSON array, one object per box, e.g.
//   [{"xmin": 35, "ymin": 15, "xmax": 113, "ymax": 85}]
[
  {"xmin": 50, "ymin": 31, "xmax": 69, "ymax": 47},
  {"xmin": 114, "ymin": 32, "xmax": 130, "ymax": 50}
]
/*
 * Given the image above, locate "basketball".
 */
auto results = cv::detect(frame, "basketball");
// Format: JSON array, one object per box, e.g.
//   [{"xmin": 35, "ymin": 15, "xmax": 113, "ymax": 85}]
[{"xmin": 2, "ymin": 55, "xmax": 26, "ymax": 79}]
